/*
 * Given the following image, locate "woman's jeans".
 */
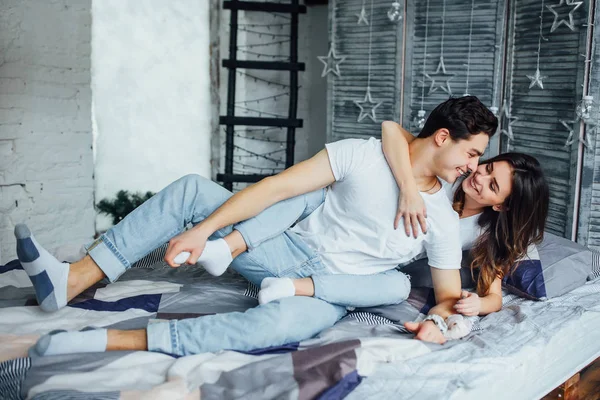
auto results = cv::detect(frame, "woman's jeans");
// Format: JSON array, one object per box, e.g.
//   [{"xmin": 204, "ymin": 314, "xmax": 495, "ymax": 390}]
[{"xmin": 85, "ymin": 174, "xmax": 408, "ymax": 356}]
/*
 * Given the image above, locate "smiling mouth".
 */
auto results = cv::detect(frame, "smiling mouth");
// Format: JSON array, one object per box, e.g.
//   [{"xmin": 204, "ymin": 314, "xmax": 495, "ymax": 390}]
[
  {"xmin": 456, "ymin": 167, "xmax": 467, "ymax": 177},
  {"xmin": 470, "ymin": 174, "xmax": 479, "ymax": 194}
]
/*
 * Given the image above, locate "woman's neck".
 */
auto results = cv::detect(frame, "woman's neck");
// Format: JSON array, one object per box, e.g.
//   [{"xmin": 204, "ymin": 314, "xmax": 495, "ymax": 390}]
[
  {"xmin": 460, "ymin": 206, "xmax": 483, "ymax": 219},
  {"xmin": 458, "ymin": 193, "xmax": 485, "ymax": 218}
]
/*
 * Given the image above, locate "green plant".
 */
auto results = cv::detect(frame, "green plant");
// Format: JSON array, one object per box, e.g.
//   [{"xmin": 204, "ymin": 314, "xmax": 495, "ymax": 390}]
[{"xmin": 96, "ymin": 190, "xmax": 155, "ymax": 225}]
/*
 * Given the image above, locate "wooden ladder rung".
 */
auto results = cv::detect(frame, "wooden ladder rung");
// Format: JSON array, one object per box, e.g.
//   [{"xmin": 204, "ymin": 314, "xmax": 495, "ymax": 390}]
[
  {"xmin": 222, "ymin": 60, "xmax": 305, "ymax": 71},
  {"xmin": 220, "ymin": 116, "xmax": 303, "ymax": 128},
  {"xmin": 223, "ymin": 1, "xmax": 306, "ymax": 13},
  {"xmin": 217, "ymin": 173, "xmax": 272, "ymax": 183}
]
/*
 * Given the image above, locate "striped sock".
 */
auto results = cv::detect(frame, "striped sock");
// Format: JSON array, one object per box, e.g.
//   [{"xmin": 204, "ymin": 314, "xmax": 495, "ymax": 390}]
[{"xmin": 15, "ymin": 224, "xmax": 69, "ymax": 312}]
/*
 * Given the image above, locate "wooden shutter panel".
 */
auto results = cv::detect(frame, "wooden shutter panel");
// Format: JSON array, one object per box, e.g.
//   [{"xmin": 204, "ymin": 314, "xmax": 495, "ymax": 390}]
[
  {"xmin": 505, "ymin": 0, "xmax": 589, "ymax": 238},
  {"xmin": 578, "ymin": 1, "xmax": 600, "ymax": 249},
  {"xmin": 403, "ymin": 0, "xmax": 506, "ymax": 158},
  {"xmin": 328, "ymin": 0, "xmax": 404, "ymax": 141}
]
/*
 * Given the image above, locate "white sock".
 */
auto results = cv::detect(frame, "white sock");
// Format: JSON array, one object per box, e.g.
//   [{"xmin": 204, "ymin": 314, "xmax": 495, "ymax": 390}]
[
  {"xmin": 444, "ymin": 314, "xmax": 473, "ymax": 340},
  {"xmin": 258, "ymin": 277, "xmax": 295, "ymax": 305},
  {"xmin": 29, "ymin": 328, "xmax": 108, "ymax": 357},
  {"xmin": 15, "ymin": 224, "xmax": 69, "ymax": 312},
  {"xmin": 199, "ymin": 239, "xmax": 233, "ymax": 276},
  {"xmin": 174, "ymin": 239, "xmax": 233, "ymax": 276}
]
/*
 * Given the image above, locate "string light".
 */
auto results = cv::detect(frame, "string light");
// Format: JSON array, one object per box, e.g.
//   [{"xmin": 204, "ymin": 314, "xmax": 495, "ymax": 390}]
[
  {"xmin": 237, "ymin": 39, "xmax": 291, "ymax": 48},
  {"xmin": 235, "ymin": 105, "xmax": 288, "ymax": 118},
  {"xmin": 238, "ymin": 27, "xmax": 291, "ymax": 38},
  {"xmin": 463, "ymin": 0, "xmax": 475, "ymax": 96},
  {"xmin": 237, "ymin": 48, "xmax": 291, "ymax": 60},
  {"xmin": 527, "ymin": 0, "xmax": 548, "ymax": 90},
  {"xmin": 354, "ymin": 0, "xmax": 383, "ymax": 122},
  {"xmin": 236, "ymin": 70, "xmax": 295, "ymax": 89},
  {"xmin": 235, "ymin": 92, "xmax": 289, "ymax": 105}
]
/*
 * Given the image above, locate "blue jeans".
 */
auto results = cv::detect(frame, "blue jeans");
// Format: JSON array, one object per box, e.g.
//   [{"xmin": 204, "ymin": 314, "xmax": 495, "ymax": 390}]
[
  {"xmin": 85, "ymin": 174, "xmax": 347, "ymax": 355},
  {"xmin": 236, "ymin": 189, "xmax": 412, "ymax": 308}
]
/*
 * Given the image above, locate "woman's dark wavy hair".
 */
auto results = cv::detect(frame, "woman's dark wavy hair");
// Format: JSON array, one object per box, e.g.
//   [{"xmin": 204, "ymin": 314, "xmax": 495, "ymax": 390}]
[{"xmin": 452, "ymin": 152, "xmax": 550, "ymax": 296}]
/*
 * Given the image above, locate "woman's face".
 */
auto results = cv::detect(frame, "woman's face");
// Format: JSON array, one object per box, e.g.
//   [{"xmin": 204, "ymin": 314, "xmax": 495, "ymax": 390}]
[{"xmin": 461, "ymin": 160, "xmax": 513, "ymax": 210}]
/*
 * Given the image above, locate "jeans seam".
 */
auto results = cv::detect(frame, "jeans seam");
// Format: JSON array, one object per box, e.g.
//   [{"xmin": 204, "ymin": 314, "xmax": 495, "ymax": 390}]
[
  {"xmin": 94, "ymin": 235, "xmax": 131, "ymax": 270},
  {"xmin": 278, "ymin": 254, "xmax": 322, "ymax": 277},
  {"xmin": 243, "ymin": 249, "xmax": 321, "ymax": 279},
  {"xmin": 169, "ymin": 320, "xmax": 180, "ymax": 355}
]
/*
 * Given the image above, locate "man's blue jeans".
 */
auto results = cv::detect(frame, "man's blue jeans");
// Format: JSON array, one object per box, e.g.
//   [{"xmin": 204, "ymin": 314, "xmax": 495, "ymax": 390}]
[{"xmin": 86, "ymin": 174, "xmax": 408, "ymax": 355}]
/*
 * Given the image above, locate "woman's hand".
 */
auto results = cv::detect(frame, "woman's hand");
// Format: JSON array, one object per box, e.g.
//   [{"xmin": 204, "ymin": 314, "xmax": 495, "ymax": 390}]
[
  {"xmin": 395, "ymin": 186, "xmax": 427, "ymax": 238},
  {"xmin": 453, "ymin": 290, "xmax": 481, "ymax": 316},
  {"xmin": 164, "ymin": 226, "xmax": 210, "ymax": 267}
]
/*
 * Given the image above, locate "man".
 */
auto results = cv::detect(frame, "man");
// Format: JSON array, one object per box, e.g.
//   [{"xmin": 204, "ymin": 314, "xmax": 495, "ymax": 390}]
[{"xmin": 18, "ymin": 96, "xmax": 496, "ymax": 357}]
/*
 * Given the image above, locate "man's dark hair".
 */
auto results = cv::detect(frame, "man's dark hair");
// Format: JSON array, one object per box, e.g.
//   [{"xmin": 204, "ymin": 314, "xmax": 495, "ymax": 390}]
[{"xmin": 417, "ymin": 96, "xmax": 498, "ymax": 140}]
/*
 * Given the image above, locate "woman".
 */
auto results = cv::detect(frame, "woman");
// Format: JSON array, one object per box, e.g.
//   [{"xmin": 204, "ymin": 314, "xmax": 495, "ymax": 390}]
[{"xmin": 188, "ymin": 120, "xmax": 550, "ymax": 321}]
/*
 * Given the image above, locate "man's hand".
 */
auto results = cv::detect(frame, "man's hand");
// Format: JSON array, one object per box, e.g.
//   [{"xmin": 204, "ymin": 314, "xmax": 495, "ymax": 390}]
[
  {"xmin": 395, "ymin": 186, "xmax": 427, "ymax": 238},
  {"xmin": 164, "ymin": 226, "xmax": 210, "ymax": 267},
  {"xmin": 404, "ymin": 320, "xmax": 446, "ymax": 344},
  {"xmin": 453, "ymin": 290, "xmax": 481, "ymax": 316}
]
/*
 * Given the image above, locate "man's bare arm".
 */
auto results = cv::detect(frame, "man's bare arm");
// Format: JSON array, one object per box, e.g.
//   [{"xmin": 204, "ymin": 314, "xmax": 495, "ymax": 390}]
[
  {"xmin": 428, "ymin": 267, "xmax": 462, "ymax": 318},
  {"xmin": 164, "ymin": 149, "xmax": 335, "ymax": 265},
  {"xmin": 381, "ymin": 121, "xmax": 428, "ymax": 237},
  {"xmin": 200, "ymin": 149, "xmax": 335, "ymax": 234}
]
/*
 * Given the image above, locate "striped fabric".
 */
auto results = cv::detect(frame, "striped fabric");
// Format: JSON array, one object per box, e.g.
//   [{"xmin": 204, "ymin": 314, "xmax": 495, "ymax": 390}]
[
  {"xmin": 31, "ymin": 391, "xmax": 119, "ymax": 400},
  {"xmin": 131, "ymin": 243, "xmax": 168, "ymax": 269},
  {"xmin": 0, "ymin": 357, "xmax": 31, "ymax": 400},
  {"xmin": 347, "ymin": 311, "xmax": 395, "ymax": 326},
  {"xmin": 244, "ymin": 282, "xmax": 260, "ymax": 299},
  {"xmin": 592, "ymin": 251, "xmax": 600, "ymax": 280}
]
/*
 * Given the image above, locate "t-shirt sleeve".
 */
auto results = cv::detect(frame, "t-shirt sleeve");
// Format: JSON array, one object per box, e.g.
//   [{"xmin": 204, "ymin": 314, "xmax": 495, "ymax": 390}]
[
  {"xmin": 423, "ymin": 215, "xmax": 462, "ymax": 270},
  {"xmin": 325, "ymin": 137, "xmax": 379, "ymax": 181}
]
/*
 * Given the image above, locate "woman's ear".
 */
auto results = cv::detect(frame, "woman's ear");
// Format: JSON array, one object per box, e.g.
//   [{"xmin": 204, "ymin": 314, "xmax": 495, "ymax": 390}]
[
  {"xmin": 492, "ymin": 204, "xmax": 506, "ymax": 212},
  {"xmin": 433, "ymin": 128, "xmax": 450, "ymax": 147}
]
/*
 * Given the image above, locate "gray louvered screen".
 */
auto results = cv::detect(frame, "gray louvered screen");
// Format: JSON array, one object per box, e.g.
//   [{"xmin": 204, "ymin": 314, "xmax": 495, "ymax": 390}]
[
  {"xmin": 505, "ymin": 0, "xmax": 588, "ymax": 238},
  {"xmin": 579, "ymin": 1, "xmax": 600, "ymax": 249},
  {"xmin": 403, "ymin": 0, "xmax": 506, "ymax": 158},
  {"xmin": 328, "ymin": 0, "xmax": 403, "ymax": 141}
]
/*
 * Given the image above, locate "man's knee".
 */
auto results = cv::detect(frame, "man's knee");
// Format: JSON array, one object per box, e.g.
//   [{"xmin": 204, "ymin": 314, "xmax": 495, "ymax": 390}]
[
  {"xmin": 179, "ymin": 173, "xmax": 206, "ymax": 188},
  {"xmin": 381, "ymin": 271, "xmax": 411, "ymax": 305},
  {"xmin": 269, "ymin": 297, "xmax": 346, "ymax": 341}
]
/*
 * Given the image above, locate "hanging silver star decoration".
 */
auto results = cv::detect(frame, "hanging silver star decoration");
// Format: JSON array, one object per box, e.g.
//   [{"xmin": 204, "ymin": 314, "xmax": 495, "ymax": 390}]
[
  {"xmin": 526, "ymin": 67, "xmax": 548, "ymax": 89},
  {"xmin": 317, "ymin": 46, "xmax": 346, "ymax": 78},
  {"xmin": 423, "ymin": 57, "xmax": 455, "ymax": 96},
  {"xmin": 561, "ymin": 119, "xmax": 577, "ymax": 147},
  {"xmin": 563, "ymin": 119, "xmax": 594, "ymax": 149},
  {"xmin": 583, "ymin": 125, "xmax": 596, "ymax": 150},
  {"xmin": 354, "ymin": 87, "xmax": 383, "ymax": 123},
  {"xmin": 500, "ymin": 101, "xmax": 519, "ymax": 150},
  {"xmin": 356, "ymin": 7, "xmax": 369, "ymax": 25},
  {"xmin": 546, "ymin": 0, "xmax": 583, "ymax": 33}
]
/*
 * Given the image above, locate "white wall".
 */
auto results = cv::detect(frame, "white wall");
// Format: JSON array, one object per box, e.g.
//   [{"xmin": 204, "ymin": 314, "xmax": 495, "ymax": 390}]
[
  {"xmin": 92, "ymin": 0, "xmax": 212, "ymax": 231},
  {"xmin": 0, "ymin": 0, "xmax": 95, "ymax": 263}
]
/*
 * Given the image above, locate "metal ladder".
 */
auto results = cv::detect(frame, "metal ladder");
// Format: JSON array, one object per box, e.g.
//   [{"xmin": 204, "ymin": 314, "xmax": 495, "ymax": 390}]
[{"xmin": 218, "ymin": 0, "xmax": 306, "ymax": 190}]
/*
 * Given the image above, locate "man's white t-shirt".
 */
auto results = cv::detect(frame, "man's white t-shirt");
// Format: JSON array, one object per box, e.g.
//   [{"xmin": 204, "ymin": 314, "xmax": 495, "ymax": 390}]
[
  {"xmin": 396, "ymin": 181, "xmax": 484, "ymax": 269},
  {"xmin": 290, "ymin": 137, "xmax": 462, "ymax": 275}
]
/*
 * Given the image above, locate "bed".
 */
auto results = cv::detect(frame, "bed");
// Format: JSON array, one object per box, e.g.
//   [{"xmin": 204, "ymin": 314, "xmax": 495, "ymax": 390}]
[{"xmin": 1, "ymin": 246, "xmax": 600, "ymax": 400}]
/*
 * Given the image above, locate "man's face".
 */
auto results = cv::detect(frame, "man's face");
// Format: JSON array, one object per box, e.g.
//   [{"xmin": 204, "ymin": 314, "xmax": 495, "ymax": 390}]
[{"xmin": 433, "ymin": 131, "xmax": 489, "ymax": 184}]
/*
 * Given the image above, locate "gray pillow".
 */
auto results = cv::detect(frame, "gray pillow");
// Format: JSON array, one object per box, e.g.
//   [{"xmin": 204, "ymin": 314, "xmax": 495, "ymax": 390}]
[
  {"xmin": 503, "ymin": 233, "xmax": 595, "ymax": 300},
  {"xmin": 401, "ymin": 233, "xmax": 599, "ymax": 301}
]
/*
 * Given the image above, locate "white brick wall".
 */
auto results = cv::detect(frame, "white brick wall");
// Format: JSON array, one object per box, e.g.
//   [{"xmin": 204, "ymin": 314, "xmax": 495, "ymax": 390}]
[{"xmin": 0, "ymin": 0, "xmax": 95, "ymax": 263}]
